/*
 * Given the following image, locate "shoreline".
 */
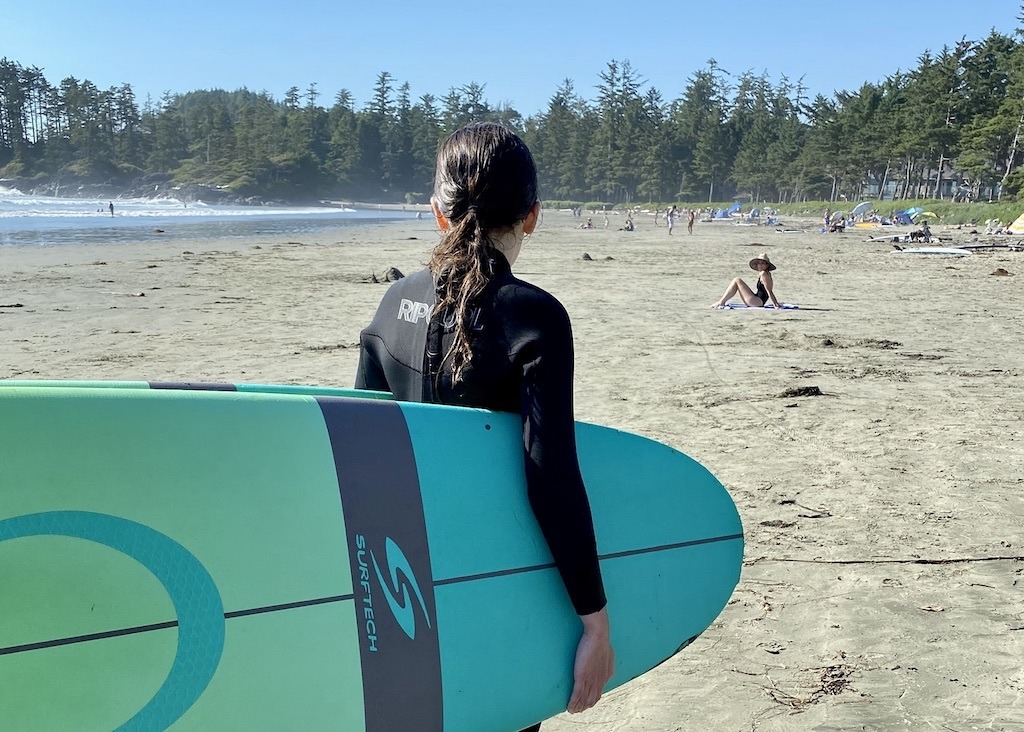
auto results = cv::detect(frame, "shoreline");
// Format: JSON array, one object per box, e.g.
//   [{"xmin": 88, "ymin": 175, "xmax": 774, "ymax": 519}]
[{"xmin": 0, "ymin": 211, "xmax": 1021, "ymax": 730}]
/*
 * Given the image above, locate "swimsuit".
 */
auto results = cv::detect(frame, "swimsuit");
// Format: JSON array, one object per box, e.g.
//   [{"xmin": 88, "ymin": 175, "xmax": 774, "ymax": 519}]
[
  {"xmin": 355, "ymin": 254, "xmax": 606, "ymax": 615},
  {"xmin": 755, "ymin": 276, "xmax": 772, "ymax": 305}
]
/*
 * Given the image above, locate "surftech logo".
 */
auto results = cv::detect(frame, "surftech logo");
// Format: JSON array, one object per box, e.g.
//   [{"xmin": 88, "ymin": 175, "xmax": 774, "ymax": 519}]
[
  {"xmin": 373, "ymin": 537, "xmax": 431, "ymax": 639},
  {"xmin": 357, "ymin": 534, "xmax": 432, "ymax": 644}
]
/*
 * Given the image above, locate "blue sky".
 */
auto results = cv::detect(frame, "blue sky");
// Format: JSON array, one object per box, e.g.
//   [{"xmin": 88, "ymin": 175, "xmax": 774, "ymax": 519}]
[{"xmin": 2, "ymin": 0, "xmax": 1021, "ymax": 113}]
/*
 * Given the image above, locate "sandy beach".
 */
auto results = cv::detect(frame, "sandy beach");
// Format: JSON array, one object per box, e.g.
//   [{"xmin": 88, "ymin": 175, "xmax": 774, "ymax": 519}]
[{"xmin": 2, "ymin": 211, "xmax": 1022, "ymax": 730}]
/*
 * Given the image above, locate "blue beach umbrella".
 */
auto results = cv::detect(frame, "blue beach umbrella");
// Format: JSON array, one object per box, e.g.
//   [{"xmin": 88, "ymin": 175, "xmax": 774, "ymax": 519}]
[{"xmin": 851, "ymin": 201, "xmax": 872, "ymax": 216}]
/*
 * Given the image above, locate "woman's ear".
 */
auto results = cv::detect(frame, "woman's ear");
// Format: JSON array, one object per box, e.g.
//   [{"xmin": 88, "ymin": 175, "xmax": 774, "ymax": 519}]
[
  {"xmin": 523, "ymin": 200, "xmax": 541, "ymax": 235},
  {"xmin": 431, "ymin": 198, "xmax": 451, "ymax": 231}
]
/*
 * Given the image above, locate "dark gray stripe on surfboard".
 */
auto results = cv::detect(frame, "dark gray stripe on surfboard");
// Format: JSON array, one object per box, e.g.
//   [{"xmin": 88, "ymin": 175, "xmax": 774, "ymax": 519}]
[
  {"xmin": 223, "ymin": 594, "xmax": 354, "ymax": 619},
  {"xmin": 0, "ymin": 594, "xmax": 356, "ymax": 657},
  {"xmin": 434, "ymin": 532, "xmax": 744, "ymax": 586},
  {"xmin": 600, "ymin": 532, "xmax": 743, "ymax": 561},
  {"xmin": 316, "ymin": 397, "xmax": 443, "ymax": 732},
  {"xmin": 0, "ymin": 620, "xmax": 180, "ymax": 656},
  {"xmin": 148, "ymin": 382, "xmax": 238, "ymax": 391}
]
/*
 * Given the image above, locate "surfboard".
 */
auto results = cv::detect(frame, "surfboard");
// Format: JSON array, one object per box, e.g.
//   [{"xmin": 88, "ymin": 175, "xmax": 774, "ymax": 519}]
[
  {"xmin": 0, "ymin": 384, "xmax": 743, "ymax": 732},
  {"xmin": 0, "ymin": 379, "xmax": 381, "ymax": 399},
  {"xmin": 890, "ymin": 247, "xmax": 971, "ymax": 256},
  {"xmin": 955, "ymin": 243, "xmax": 1024, "ymax": 251},
  {"xmin": 868, "ymin": 235, "xmax": 906, "ymax": 242}
]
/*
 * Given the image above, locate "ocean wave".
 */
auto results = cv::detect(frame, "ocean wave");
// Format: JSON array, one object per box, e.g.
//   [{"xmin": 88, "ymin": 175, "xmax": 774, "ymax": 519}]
[
  {"xmin": 0, "ymin": 192, "xmax": 351, "ymax": 219},
  {"xmin": 0, "ymin": 200, "xmax": 418, "ymax": 246}
]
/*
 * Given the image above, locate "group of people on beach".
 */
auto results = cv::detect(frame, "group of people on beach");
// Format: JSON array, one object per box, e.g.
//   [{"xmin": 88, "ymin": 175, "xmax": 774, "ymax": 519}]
[
  {"xmin": 822, "ymin": 208, "xmax": 846, "ymax": 233},
  {"xmin": 576, "ymin": 205, "xmax": 698, "ymax": 235},
  {"xmin": 660, "ymin": 205, "xmax": 696, "ymax": 235}
]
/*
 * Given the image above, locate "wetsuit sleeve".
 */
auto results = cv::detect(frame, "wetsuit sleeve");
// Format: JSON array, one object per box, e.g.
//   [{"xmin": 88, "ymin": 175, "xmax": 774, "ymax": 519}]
[
  {"xmin": 354, "ymin": 332, "xmax": 389, "ymax": 391},
  {"xmin": 517, "ymin": 300, "xmax": 607, "ymax": 616}
]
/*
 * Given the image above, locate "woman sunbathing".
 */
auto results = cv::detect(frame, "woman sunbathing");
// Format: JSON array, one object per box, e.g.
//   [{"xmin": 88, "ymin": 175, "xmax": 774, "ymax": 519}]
[{"xmin": 711, "ymin": 253, "xmax": 782, "ymax": 309}]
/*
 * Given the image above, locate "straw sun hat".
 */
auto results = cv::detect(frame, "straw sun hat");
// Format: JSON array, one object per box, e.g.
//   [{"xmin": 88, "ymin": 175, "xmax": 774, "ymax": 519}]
[{"xmin": 748, "ymin": 253, "xmax": 777, "ymax": 271}]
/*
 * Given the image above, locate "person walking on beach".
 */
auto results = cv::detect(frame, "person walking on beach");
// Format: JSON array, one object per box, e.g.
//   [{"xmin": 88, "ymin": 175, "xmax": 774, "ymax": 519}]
[
  {"xmin": 108, "ymin": 202, "xmax": 114, "ymax": 217},
  {"xmin": 355, "ymin": 122, "xmax": 614, "ymax": 732},
  {"xmin": 711, "ymin": 252, "xmax": 782, "ymax": 309},
  {"xmin": 687, "ymin": 208, "xmax": 695, "ymax": 235}
]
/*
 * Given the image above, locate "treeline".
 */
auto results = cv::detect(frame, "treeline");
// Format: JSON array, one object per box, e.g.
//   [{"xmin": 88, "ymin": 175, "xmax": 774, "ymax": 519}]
[{"xmin": 4, "ymin": 19, "xmax": 1024, "ymax": 204}]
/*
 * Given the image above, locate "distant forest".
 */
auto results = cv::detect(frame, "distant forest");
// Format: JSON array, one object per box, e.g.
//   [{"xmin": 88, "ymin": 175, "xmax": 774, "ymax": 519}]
[{"xmin": 4, "ymin": 19, "xmax": 1024, "ymax": 205}]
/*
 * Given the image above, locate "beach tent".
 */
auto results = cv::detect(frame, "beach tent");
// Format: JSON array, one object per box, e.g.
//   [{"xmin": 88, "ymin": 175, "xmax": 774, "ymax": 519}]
[
  {"xmin": 726, "ymin": 202, "xmax": 742, "ymax": 216},
  {"xmin": 893, "ymin": 210, "xmax": 914, "ymax": 225},
  {"xmin": 1007, "ymin": 211, "xmax": 1024, "ymax": 234}
]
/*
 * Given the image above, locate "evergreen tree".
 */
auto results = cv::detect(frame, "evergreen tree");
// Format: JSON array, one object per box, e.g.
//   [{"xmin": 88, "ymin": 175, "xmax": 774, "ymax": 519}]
[
  {"xmin": 147, "ymin": 91, "xmax": 186, "ymax": 172},
  {"xmin": 409, "ymin": 92, "xmax": 442, "ymax": 195},
  {"xmin": 326, "ymin": 89, "xmax": 360, "ymax": 193},
  {"xmin": 731, "ymin": 73, "xmax": 778, "ymax": 201}
]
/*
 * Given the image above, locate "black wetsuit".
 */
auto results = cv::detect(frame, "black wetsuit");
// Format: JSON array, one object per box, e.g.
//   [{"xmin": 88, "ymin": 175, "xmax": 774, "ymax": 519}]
[{"xmin": 354, "ymin": 254, "xmax": 607, "ymax": 617}]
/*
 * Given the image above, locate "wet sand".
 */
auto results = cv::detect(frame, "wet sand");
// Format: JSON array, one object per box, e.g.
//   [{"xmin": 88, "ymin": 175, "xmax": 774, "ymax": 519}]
[{"xmin": 2, "ymin": 211, "xmax": 1022, "ymax": 730}]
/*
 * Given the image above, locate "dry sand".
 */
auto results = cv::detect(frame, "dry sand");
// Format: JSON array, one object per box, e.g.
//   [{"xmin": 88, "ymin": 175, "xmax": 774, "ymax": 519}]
[{"xmin": 2, "ymin": 211, "xmax": 1023, "ymax": 730}]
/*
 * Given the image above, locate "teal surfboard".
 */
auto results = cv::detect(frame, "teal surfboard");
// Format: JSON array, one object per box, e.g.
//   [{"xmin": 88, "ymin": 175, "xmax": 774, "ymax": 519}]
[{"xmin": 0, "ymin": 384, "xmax": 743, "ymax": 731}]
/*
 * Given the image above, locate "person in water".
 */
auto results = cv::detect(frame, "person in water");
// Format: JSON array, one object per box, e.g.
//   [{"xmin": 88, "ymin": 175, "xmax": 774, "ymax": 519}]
[
  {"xmin": 355, "ymin": 122, "xmax": 614, "ymax": 731},
  {"xmin": 711, "ymin": 252, "xmax": 782, "ymax": 308}
]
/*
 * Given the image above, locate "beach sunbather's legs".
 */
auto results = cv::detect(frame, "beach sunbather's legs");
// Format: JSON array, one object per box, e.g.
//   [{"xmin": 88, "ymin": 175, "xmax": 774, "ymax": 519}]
[{"xmin": 712, "ymin": 277, "xmax": 764, "ymax": 308}]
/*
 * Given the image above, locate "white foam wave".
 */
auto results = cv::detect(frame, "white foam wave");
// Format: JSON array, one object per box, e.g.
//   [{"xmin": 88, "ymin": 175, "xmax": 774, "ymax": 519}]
[{"xmin": 0, "ymin": 191, "xmax": 346, "ymax": 219}]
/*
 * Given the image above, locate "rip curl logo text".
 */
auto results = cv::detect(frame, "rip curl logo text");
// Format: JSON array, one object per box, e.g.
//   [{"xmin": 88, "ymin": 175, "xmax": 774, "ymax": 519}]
[
  {"xmin": 358, "ymin": 535, "xmax": 431, "ymax": 641},
  {"xmin": 397, "ymin": 298, "xmax": 432, "ymax": 324}
]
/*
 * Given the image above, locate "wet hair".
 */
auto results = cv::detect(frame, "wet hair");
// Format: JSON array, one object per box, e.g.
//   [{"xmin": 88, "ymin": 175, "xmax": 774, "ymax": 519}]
[{"xmin": 428, "ymin": 122, "xmax": 538, "ymax": 383}]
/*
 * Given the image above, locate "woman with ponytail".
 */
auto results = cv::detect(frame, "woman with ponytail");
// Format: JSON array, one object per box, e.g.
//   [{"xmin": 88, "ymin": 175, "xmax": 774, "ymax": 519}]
[{"xmin": 355, "ymin": 123, "xmax": 613, "ymax": 730}]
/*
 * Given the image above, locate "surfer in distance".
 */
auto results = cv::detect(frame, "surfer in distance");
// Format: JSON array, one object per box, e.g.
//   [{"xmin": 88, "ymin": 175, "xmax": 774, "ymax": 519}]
[
  {"xmin": 711, "ymin": 252, "xmax": 782, "ymax": 309},
  {"xmin": 355, "ymin": 122, "xmax": 614, "ymax": 731}
]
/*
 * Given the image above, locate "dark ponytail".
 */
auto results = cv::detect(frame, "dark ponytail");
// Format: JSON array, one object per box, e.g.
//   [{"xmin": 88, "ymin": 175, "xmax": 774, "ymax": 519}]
[{"xmin": 428, "ymin": 123, "xmax": 538, "ymax": 383}]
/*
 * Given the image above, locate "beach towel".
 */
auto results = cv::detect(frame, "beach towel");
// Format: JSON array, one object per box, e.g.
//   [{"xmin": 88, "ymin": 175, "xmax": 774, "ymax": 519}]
[{"xmin": 715, "ymin": 303, "xmax": 800, "ymax": 310}]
